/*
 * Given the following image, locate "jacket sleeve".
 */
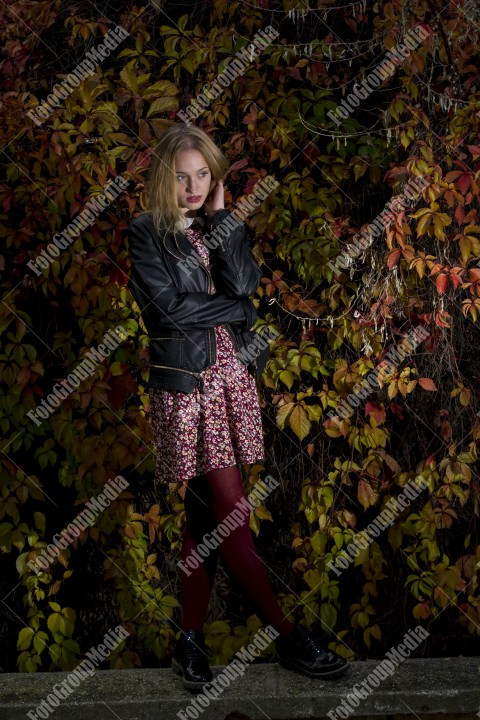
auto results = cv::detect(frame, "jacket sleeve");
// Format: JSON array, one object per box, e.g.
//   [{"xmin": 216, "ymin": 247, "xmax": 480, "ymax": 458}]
[
  {"xmin": 204, "ymin": 209, "xmax": 262, "ymax": 298},
  {"xmin": 127, "ymin": 217, "xmax": 257, "ymax": 332}
]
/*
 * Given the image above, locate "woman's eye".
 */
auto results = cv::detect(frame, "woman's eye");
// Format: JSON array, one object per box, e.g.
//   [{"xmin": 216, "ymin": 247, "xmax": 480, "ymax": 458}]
[{"xmin": 176, "ymin": 173, "xmax": 208, "ymax": 181}]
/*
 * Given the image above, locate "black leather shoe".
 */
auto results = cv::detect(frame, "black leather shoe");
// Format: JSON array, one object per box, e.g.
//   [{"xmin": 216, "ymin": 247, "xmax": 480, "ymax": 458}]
[
  {"xmin": 171, "ymin": 629, "xmax": 213, "ymax": 691},
  {"xmin": 275, "ymin": 624, "xmax": 349, "ymax": 678}
]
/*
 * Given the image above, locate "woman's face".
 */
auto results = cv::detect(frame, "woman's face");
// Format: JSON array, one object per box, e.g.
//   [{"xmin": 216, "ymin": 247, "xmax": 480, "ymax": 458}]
[{"xmin": 174, "ymin": 149, "xmax": 212, "ymax": 213}]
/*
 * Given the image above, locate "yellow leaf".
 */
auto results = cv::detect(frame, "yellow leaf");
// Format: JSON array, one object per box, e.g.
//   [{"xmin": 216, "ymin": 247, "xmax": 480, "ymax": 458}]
[
  {"xmin": 142, "ymin": 80, "xmax": 178, "ymax": 99},
  {"xmin": 459, "ymin": 236, "xmax": 471, "ymax": 263},
  {"xmin": 416, "ymin": 212, "xmax": 432, "ymax": 237},
  {"xmin": 17, "ymin": 627, "xmax": 34, "ymax": 651},
  {"xmin": 279, "ymin": 370, "xmax": 295, "ymax": 390},
  {"xmin": 289, "ymin": 404, "xmax": 311, "ymax": 440},
  {"xmin": 304, "ymin": 568, "xmax": 322, "ymax": 590},
  {"xmin": 254, "ymin": 504, "xmax": 273, "ymax": 521},
  {"xmin": 146, "ymin": 96, "xmax": 179, "ymax": 117},
  {"xmin": 276, "ymin": 402, "xmax": 294, "ymax": 429},
  {"xmin": 47, "ymin": 613, "xmax": 63, "ymax": 634}
]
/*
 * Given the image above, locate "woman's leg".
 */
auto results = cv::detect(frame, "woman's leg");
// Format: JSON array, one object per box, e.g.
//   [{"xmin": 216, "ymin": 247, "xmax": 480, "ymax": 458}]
[
  {"xmin": 204, "ymin": 464, "xmax": 295, "ymax": 637},
  {"xmin": 180, "ymin": 474, "xmax": 219, "ymax": 632}
]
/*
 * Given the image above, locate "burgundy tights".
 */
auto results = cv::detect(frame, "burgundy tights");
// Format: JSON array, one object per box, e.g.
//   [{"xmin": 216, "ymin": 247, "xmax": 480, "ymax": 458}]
[{"xmin": 179, "ymin": 464, "xmax": 295, "ymax": 637}]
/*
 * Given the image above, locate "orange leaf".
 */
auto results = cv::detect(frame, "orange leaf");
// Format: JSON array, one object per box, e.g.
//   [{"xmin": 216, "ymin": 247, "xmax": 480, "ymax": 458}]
[
  {"xmin": 357, "ymin": 478, "xmax": 379, "ymax": 511},
  {"xmin": 436, "ymin": 273, "xmax": 448, "ymax": 293},
  {"xmin": 418, "ymin": 377, "xmax": 437, "ymax": 391},
  {"xmin": 435, "ymin": 310, "xmax": 451, "ymax": 328},
  {"xmin": 450, "ymin": 271, "xmax": 463, "ymax": 290}
]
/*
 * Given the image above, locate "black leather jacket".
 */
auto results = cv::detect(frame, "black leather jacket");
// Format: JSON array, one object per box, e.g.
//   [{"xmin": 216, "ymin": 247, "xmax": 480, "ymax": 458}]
[{"xmin": 127, "ymin": 208, "xmax": 263, "ymax": 394}]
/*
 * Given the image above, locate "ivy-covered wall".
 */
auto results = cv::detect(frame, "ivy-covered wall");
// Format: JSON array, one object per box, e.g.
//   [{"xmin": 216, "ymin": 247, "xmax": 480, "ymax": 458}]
[{"xmin": 1, "ymin": 0, "xmax": 479, "ymax": 673}]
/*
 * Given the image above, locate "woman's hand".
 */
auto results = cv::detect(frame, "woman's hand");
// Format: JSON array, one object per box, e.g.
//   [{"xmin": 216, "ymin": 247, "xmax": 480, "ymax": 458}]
[{"xmin": 204, "ymin": 179, "xmax": 225, "ymax": 217}]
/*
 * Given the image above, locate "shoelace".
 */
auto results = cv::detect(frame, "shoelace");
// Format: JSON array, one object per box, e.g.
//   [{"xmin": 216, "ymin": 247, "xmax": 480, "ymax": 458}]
[
  {"xmin": 298, "ymin": 631, "xmax": 324, "ymax": 659},
  {"xmin": 182, "ymin": 639, "xmax": 208, "ymax": 661}
]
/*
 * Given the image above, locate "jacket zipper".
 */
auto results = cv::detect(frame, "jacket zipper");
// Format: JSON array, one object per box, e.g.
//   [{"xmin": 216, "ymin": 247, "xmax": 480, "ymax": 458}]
[
  {"xmin": 199, "ymin": 258, "xmax": 213, "ymax": 293},
  {"xmin": 164, "ymin": 229, "xmax": 216, "ymax": 372},
  {"xmin": 207, "ymin": 326, "xmax": 213, "ymax": 363},
  {"xmin": 198, "ymin": 256, "xmax": 215, "ymax": 365},
  {"xmin": 171, "ymin": 229, "xmax": 214, "ymax": 296},
  {"xmin": 149, "ymin": 363, "xmax": 205, "ymax": 393}
]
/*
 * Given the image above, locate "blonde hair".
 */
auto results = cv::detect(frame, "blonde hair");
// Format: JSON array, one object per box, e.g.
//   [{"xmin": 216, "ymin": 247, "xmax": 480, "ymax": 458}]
[{"xmin": 144, "ymin": 124, "xmax": 228, "ymax": 237}]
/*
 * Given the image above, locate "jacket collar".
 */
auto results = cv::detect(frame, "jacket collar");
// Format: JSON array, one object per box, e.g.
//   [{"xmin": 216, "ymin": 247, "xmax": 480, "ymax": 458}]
[
  {"xmin": 142, "ymin": 210, "xmax": 207, "ymax": 260},
  {"xmin": 162, "ymin": 221, "xmax": 205, "ymax": 261}
]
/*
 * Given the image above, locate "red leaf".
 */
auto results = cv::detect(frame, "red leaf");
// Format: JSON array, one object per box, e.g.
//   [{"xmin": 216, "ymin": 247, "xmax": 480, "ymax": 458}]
[
  {"xmin": 457, "ymin": 174, "xmax": 471, "ymax": 194},
  {"xmin": 286, "ymin": 67, "xmax": 302, "ymax": 80},
  {"xmin": 435, "ymin": 310, "xmax": 451, "ymax": 328},
  {"xmin": 436, "ymin": 273, "xmax": 448, "ymax": 293},
  {"xmin": 450, "ymin": 272, "xmax": 463, "ymax": 290},
  {"xmin": 454, "ymin": 205, "xmax": 465, "ymax": 225},
  {"xmin": 418, "ymin": 377, "xmax": 437, "ymax": 391},
  {"xmin": 389, "ymin": 402, "xmax": 404, "ymax": 420},
  {"xmin": 387, "ymin": 249, "xmax": 401, "ymax": 269},
  {"xmin": 365, "ymin": 401, "xmax": 386, "ymax": 425},
  {"xmin": 226, "ymin": 158, "xmax": 249, "ymax": 174},
  {"xmin": 441, "ymin": 420, "xmax": 452, "ymax": 442}
]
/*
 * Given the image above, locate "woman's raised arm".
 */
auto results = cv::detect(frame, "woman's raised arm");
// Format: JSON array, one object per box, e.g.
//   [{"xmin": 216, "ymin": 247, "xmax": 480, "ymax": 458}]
[{"xmin": 127, "ymin": 217, "xmax": 257, "ymax": 333}]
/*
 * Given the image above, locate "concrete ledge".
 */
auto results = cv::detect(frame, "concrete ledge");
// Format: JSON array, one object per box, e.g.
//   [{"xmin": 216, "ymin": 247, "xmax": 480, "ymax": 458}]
[{"xmin": 2, "ymin": 658, "xmax": 480, "ymax": 720}]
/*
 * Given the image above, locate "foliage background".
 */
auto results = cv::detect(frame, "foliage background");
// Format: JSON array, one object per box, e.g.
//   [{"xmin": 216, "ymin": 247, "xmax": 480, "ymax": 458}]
[{"xmin": 1, "ymin": 0, "xmax": 479, "ymax": 673}]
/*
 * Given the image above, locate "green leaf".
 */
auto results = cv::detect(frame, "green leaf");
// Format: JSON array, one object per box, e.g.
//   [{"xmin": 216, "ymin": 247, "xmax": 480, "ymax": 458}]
[
  {"xmin": 34, "ymin": 512, "xmax": 46, "ymax": 534},
  {"xmin": 320, "ymin": 603, "xmax": 337, "ymax": 632},
  {"xmin": 207, "ymin": 620, "xmax": 230, "ymax": 635},
  {"xmin": 17, "ymin": 627, "xmax": 34, "ymax": 651},
  {"xmin": 47, "ymin": 613, "xmax": 63, "ymax": 634}
]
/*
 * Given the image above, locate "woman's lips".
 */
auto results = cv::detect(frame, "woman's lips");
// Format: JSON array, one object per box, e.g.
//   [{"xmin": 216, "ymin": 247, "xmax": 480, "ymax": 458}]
[{"xmin": 186, "ymin": 195, "xmax": 201, "ymax": 202}]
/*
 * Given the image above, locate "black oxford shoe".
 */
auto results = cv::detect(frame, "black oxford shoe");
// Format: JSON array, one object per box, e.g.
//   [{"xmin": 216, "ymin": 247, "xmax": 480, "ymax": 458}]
[
  {"xmin": 275, "ymin": 624, "xmax": 349, "ymax": 678},
  {"xmin": 171, "ymin": 629, "xmax": 213, "ymax": 691}
]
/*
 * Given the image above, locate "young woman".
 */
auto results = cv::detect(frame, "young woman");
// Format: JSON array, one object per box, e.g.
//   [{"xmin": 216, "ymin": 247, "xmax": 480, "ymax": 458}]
[{"xmin": 127, "ymin": 124, "xmax": 348, "ymax": 690}]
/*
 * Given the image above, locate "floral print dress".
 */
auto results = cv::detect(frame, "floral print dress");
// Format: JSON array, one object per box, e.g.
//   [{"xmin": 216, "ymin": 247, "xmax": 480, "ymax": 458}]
[{"xmin": 149, "ymin": 224, "xmax": 265, "ymax": 487}]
